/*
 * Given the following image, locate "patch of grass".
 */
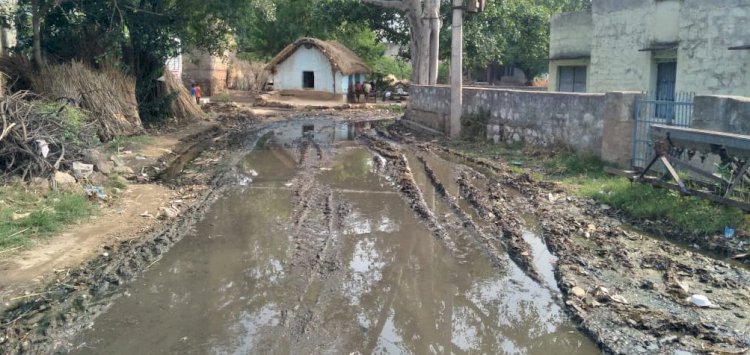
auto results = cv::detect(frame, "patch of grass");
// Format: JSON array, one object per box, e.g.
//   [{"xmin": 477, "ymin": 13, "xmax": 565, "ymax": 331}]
[
  {"xmin": 453, "ymin": 142, "xmax": 747, "ymax": 236},
  {"xmin": 576, "ymin": 177, "xmax": 745, "ymax": 235},
  {"xmin": 375, "ymin": 104, "xmax": 404, "ymax": 113},
  {"xmin": 388, "ymin": 104, "xmax": 404, "ymax": 113},
  {"xmin": 0, "ymin": 186, "xmax": 97, "ymax": 253},
  {"xmin": 543, "ymin": 151, "xmax": 609, "ymax": 179},
  {"xmin": 106, "ymin": 174, "xmax": 128, "ymax": 190},
  {"xmin": 212, "ymin": 91, "xmax": 232, "ymax": 103}
]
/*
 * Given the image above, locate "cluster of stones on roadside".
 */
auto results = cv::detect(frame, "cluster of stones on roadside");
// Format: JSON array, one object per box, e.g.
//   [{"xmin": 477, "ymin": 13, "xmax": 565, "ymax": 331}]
[{"xmin": 33, "ymin": 148, "xmax": 134, "ymax": 197}]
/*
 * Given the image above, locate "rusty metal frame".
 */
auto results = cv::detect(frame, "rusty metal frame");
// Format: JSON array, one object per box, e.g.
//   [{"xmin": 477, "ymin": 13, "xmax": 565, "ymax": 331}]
[{"xmin": 617, "ymin": 124, "xmax": 750, "ymax": 212}]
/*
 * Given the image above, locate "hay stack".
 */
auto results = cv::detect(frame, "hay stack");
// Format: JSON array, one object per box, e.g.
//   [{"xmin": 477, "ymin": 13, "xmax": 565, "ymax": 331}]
[
  {"xmin": 30, "ymin": 62, "xmax": 143, "ymax": 141},
  {"xmin": 0, "ymin": 58, "xmax": 143, "ymax": 141},
  {"xmin": 227, "ymin": 58, "xmax": 270, "ymax": 91},
  {"xmin": 160, "ymin": 69, "xmax": 204, "ymax": 121}
]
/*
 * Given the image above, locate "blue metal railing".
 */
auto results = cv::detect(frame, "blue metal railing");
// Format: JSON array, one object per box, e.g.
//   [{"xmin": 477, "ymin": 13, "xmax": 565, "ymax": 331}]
[{"xmin": 632, "ymin": 91, "xmax": 695, "ymax": 168}]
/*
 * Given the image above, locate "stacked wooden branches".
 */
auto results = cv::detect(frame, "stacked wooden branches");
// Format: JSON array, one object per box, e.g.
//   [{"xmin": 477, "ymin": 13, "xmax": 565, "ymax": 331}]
[
  {"xmin": 0, "ymin": 91, "xmax": 96, "ymax": 180},
  {"xmin": 29, "ymin": 62, "xmax": 143, "ymax": 141},
  {"xmin": 228, "ymin": 58, "xmax": 270, "ymax": 92},
  {"xmin": 161, "ymin": 70, "xmax": 204, "ymax": 121},
  {"xmin": 0, "ymin": 57, "xmax": 144, "ymax": 141}
]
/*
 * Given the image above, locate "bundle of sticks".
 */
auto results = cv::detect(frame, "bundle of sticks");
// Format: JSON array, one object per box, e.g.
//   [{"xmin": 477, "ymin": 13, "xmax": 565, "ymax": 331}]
[{"xmin": 0, "ymin": 91, "xmax": 96, "ymax": 180}]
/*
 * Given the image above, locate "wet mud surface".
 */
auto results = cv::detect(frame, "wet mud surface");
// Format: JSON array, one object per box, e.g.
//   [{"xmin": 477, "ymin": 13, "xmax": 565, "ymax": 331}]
[
  {"xmin": 2, "ymin": 116, "xmax": 750, "ymax": 354},
  {"xmin": 66, "ymin": 119, "xmax": 596, "ymax": 354}
]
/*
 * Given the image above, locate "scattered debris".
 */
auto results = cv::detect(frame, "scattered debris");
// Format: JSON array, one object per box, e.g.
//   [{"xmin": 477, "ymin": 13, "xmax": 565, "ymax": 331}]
[
  {"xmin": 571, "ymin": 286, "xmax": 586, "ymax": 298},
  {"xmin": 686, "ymin": 294, "xmax": 715, "ymax": 308},
  {"xmin": 83, "ymin": 185, "xmax": 107, "ymax": 200},
  {"xmin": 158, "ymin": 206, "xmax": 180, "ymax": 219},
  {"xmin": 725, "ymin": 227, "xmax": 736, "ymax": 239},
  {"xmin": 72, "ymin": 162, "xmax": 94, "ymax": 179}
]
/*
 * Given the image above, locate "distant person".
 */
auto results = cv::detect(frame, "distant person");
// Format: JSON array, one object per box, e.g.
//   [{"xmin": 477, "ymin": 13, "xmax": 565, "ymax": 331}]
[
  {"xmin": 190, "ymin": 83, "xmax": 197, "ymax": 101},
  {"xmin": 355, "ymin": 81, "xmax": 364, "ymax": 103},
  {"xmin": 363, "ymin": 81, "xmax": 372, "ymax": 102},
  {"xmin": 194, "ymin": 84, "xmax": 202, "ymax": 105},
  {"xmin": 347, "ymin": 83, "xmax": 355, "ymax": 102}
]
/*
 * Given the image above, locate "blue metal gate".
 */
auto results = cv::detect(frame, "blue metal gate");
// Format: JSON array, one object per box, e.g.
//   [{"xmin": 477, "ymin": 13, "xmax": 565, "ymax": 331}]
[{"xmin": 632, "ymin": 92, "xmax": 695, "ymax": 168}]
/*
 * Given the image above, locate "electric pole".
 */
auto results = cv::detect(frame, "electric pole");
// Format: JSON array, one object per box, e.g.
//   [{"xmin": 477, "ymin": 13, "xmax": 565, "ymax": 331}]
[{"xmin": 449, "ymin": 0, "xmax": 463, "ymax": 139}]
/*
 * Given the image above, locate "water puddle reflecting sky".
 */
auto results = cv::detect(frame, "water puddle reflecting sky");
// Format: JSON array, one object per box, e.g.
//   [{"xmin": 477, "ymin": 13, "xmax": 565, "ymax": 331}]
[{"xmin": 70, "ymin": 121, "xmax": 599, "ymax": 355}]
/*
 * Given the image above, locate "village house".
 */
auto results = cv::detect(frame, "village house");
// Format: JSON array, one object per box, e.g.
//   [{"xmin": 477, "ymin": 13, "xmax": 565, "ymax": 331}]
[
  {"xmin": 266, "ymin": 38, "xmax": 370, "ymax": 101},
  {"xmin": 181, "ymin": 50, "xmax": 230, "ymax": 97},
  {"xmin": 548, "ymin": 0, "xmax": 750, "ymax": 98}
]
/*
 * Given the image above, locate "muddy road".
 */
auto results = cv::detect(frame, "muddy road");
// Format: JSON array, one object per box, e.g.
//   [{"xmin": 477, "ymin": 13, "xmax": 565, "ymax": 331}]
[
  {"xmin": 3, "ymin": 115, "xmax": 750, "ymax": 354},
  {"xmin": 66, "ymin": 119, "xmax": 596, "ymax": 354}
]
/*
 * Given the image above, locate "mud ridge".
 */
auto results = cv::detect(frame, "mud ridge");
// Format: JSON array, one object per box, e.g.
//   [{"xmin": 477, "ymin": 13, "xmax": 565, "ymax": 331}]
[
  {"xmin": 416, "ymin": 155, "xmax": 509, "ymax": 271},
  {"xmin": 362, "ymin": 135, "xmax": 450, "ymax": 243},
  {"xmin": 384, "ymin": 123, "xmax": 750, "ymax": 353},
  {"xmin": 455, "ymin": 170, "xmax": 544, "ymax": 284}
]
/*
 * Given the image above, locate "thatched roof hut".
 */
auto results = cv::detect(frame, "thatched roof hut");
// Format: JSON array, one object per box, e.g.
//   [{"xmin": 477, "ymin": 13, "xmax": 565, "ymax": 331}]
[
  {"xmin": 266, "ymin": 38, "xmax": 370, "ymax": 76},
  {"xmin": 265, "ymin": 38, "xmax": 370, "ymax": 102}
]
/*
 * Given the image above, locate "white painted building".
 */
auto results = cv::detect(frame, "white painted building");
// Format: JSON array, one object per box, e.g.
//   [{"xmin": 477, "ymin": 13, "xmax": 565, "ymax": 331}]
[
  {"xmin": 267, "ymin": 38, "xmax": 370, "ymax": 101},
  {"xmin": 548, "ymin": 0, "xmax": 750, "ymax": 97}
]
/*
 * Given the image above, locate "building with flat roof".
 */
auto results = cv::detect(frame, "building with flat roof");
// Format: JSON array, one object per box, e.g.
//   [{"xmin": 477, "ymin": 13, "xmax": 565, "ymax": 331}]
[{"xmin": 548, "ymin": 0, "xmax": 750, "ymax": 98}]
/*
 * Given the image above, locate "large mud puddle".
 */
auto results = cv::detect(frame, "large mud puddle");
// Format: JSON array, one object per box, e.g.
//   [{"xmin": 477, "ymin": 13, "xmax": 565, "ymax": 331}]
[{"xmin": 69, "ymin": 119, "xmax": 598, "ymax": 354}]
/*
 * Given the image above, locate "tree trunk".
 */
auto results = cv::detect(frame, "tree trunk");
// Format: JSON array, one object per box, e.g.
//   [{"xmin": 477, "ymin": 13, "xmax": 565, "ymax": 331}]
[
  {"xmin": 427, "ymin": 0, "xmax": 440, "ymax": 85},
  {"xmin": 362, "ymin": 0, "xmax": 440, "ymax": 86},
  {"xmin": 31, "ymin": 0, "xmax": 43, "ymax": 68}
]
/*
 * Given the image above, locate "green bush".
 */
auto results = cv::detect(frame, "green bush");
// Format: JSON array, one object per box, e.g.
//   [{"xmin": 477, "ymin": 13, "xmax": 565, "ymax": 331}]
[
  {"xmin": 212, "ymin": 91, "xmax": 232, "ymax": 103},
  {"xmin": 36, "ymin": 101, "xmax": 98, "ymax": 146}
]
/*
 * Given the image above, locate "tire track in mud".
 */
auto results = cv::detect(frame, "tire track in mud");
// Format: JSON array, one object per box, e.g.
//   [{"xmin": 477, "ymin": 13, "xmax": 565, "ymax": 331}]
[
  {"xmin": 368, "ymin": 135, "xmax": 545, "ymax": 284},
  {"xmin": 455, "ymin": 170, "xmax": 544, "ymax": 284},
  {"xmin": 362, "ymin": 135, "xmax": 451, "ymax": 244},
  {"xmin": 273, "ymin": 141, "xmax": 354, "ymax": 352},
  {"xmin": 435, "ymin": 145, "xmax": 750, "ymax": 354},
  {"xmin": 411, "ymin": 143, "xmax": 545, "ymax": 284},
  {"xmin": 415, "ymin": 155, "xmax": 509, "ymax": 271}
]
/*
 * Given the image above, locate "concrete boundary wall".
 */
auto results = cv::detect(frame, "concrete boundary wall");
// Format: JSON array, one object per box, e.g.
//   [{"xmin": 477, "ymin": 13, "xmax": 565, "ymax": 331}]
[
  {"xmin": 692, "ymin": 95, "xmax": 750, "ymax": 135},
  {"xmin": 404, "ymin": 85, "xmax": 639, "ymax": 166}
]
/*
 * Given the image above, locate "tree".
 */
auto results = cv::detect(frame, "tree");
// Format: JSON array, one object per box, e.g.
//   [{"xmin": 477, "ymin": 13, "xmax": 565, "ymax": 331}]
[
  {"xmin": 461, "ymin": 0, "xmax": 591, "ymax": 84},
  {"xmin": 360, "ymin": 0, "xmax": 442, "ymax": 85},
  {"xmin": 236, "ymin": 0, "xmax": 410, "ymax": 81},
  {"xmin": 27, "ymin": 0, "xmax": 74, "ymax": 68},
  {"xmin": 14, "ymin": 0, "xmax": 274, "ymax": 121}
]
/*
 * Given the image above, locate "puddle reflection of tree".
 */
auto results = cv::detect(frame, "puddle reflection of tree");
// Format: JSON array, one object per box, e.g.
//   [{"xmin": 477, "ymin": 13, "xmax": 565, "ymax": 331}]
[
  {"xmin": 322, "ymin": 149, "xmax": 382, "ymax": 189},
  {"xmin": 230, "ymin": 148, "xmax": 573, "ymax": 353},
  {"xmin": 210, "ymin": 187, "xmax": 299, "ymax": 352}
]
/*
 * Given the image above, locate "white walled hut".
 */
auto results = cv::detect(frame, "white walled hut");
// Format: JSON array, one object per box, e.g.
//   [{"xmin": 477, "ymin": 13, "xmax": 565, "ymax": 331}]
[{"xmin": 266, "ymin": 38, "xmax": 371, "ymax": 101}]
